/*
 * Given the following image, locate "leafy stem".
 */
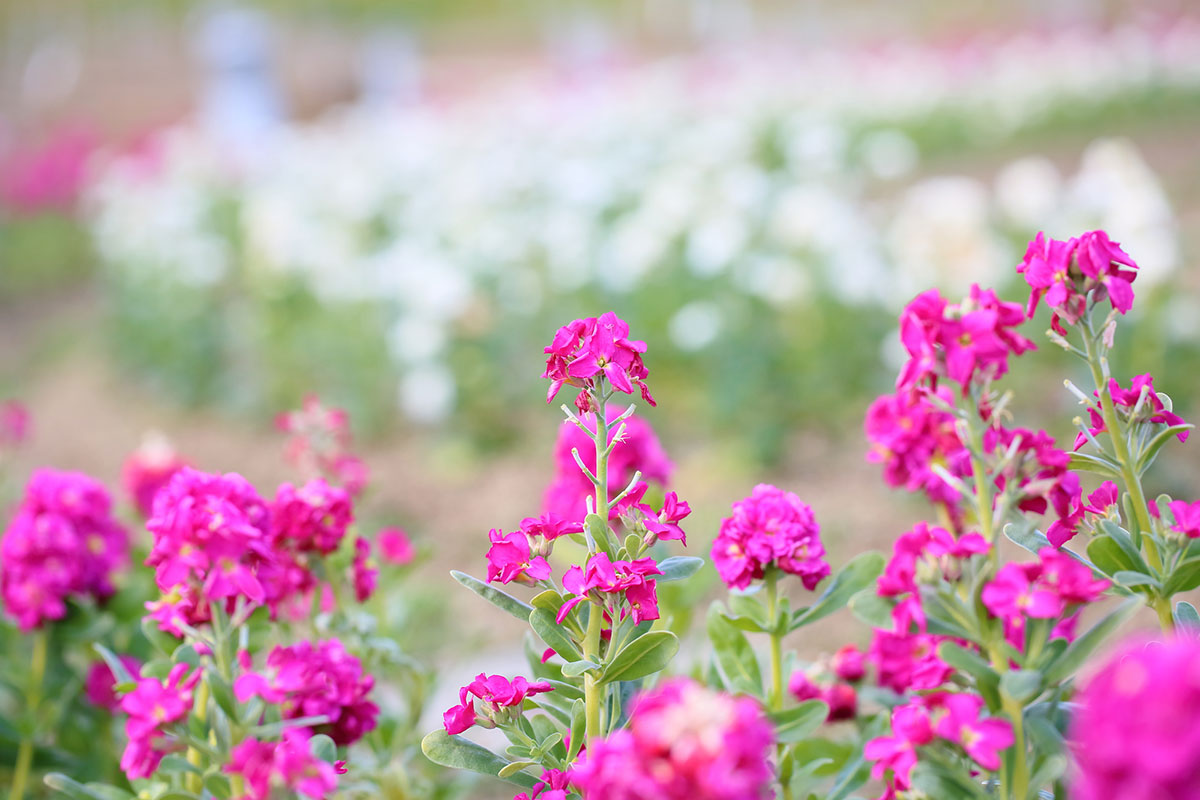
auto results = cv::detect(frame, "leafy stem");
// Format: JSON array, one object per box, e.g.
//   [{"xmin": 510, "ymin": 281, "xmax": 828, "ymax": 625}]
[{"xmin": 9, "ymin": 629, "xmax": 47, "ymax": 800}]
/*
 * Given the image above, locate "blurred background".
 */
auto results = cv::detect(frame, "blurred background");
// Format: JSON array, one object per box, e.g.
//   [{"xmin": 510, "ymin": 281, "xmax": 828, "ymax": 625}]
[{"xmin": 2, "ymin": 0, "xmax": 1200, "ymax": 667}]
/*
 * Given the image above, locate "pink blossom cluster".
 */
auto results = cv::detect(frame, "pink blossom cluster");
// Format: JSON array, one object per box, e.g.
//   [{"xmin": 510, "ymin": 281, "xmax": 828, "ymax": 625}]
[
  {"xmin": 271, "ymin": 479, "xmax": 354, "ymax": 556},
  {"xmin": 442, "ymin": 673, "xmax": 554, "ymax": 735},
  {"xmin": 1073, "ymin": 374, "xmax": 1189, "ymax": 452},
  {"xmin": 876, "ymin": 522, "xmax": 989, "ymax": 633},
  {"xmin": 235, "ymin": 639, "xmax": 379, "ymax": 746},
  {"xmin": 277, "ymin": 395, "xmax": 369, "ymax": 497},
  {"xmin": 619, "ymin": 484, "xmax": 692, "ymax": 546},
  {"xmin": 788, "ymin": 670, "xmax": 858, "ymax": 722},
  {"xmin": 865, "ymin": 387, "xmax": 968, "ymax": 512},
  {"xmin": 226, "ymin": 729, "xmax": 339, "ymax": 800},
  {"xmin": 485, "ymin": 513, "xmax": 583, "ymax": 586},
  {"xmin": 543, "ymin": 407, "xmax": 673, "ymax": 522},
  {"xmin": 866, "ymin": 693, "xmax": 1013, "ymax": 799},
  {"xmin": 121, "ymin": 435, "xmax": 189, "ymax": 517},
  {"xmin": 982, "ymin": 547, "xmax": 1109, "ymax": 651},
  {"xmin": 558, "ymin": 552, "xmax": 663, "ymax": 626},
  {"xmin": 0, "ymin": 468, "xmax": 130, "ymax": 631},
  {"xmin": 351, "ymin": 536, "xmax": 377, "ymax": 603},
  {"xmin": 570, "ymin": 679, "xmax": 774, "ymax": 800},
  {"xmin": 85, "ymin": 655, "xmax": 142, "ymax": 713},
  {"xmin": 1071, "ymin": 635, "xmax": 1200, "ymax": 800},
  {"xmin": 1017, "ymin": 230, "xmax": 1138, "ymax": 333},
  {"xmin": 896, "ymin": 284, "xmax": 1036, "ymax": 394},
  {"xmin": 543, "ymin": 312, "xmax": 654, "ymax": 412},
  {"xmin": 120, "ymin": 664, "xmax": 201, "ymax": 778},
  {"xmin": 0, "ymin": 127, "xmax": 95, "ymax": 215},
  {"xmin": 377, "ymin": 527, "xmax": 416, "ymax": 565},
  {"xmin": 983, "ymin": 425, "xmax": 1082, "ymax": 546},
  {"xmin": 710, "ymin": 484, "xmax": 830, "ymax": 591},
  {"xmin": 514, "ymin": 769, "xmax": 571, "ymax": 800}
]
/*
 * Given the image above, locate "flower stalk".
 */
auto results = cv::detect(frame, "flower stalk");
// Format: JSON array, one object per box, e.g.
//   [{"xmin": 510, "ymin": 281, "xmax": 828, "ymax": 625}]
[{"xmin": 9, "ymin": 629, "xmax": 47, "ymax": 800}]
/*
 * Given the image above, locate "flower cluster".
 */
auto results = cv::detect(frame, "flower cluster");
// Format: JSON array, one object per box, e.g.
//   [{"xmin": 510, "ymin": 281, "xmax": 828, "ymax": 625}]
[
  {"xmin": 1071, "ymin": 636, "xmax": 1200, "ymax": 800},
  {"xmin": 514, "ymin": 769, "xmax": 571, "ymax": 800},
  {"xmin": 865, "ymin": 387, "xmax": 968, "ymax": 512},
  {"xmin": 120, "ymin": 664, "xmax": 201, "ymax": 778},
  {"xmin": 85, "ymin": 655, "xmax": 142, "ymax": 713},
  {"xmin": 570, "ymin": 679, "xmax": 775, "ymax": 800},
  {"xmin": 1017, "ymin": 229, "xmax": 1138, "ymax": 333},
  {"xmin": 235, "ymin": 639, "xmax": 379, "ymax": 746},
  {"xmin": 710, "ymin": 484, "xmax": 831, "ymax": 591},
  {"xmin": 485, "ymin": 513, "xmax": 583, "ymax": 586},
  {"xmin": 866, "ymin": 693, "xmax": 1013, "ymax": 797},
  {"xmin": 558, "ymin": 552, "xmax": 663, "ymax": 626},
  {"xmin": 0, "ymin": 468, "xmax": 129, "ymax": 630},
  {"xmin": 122, "ymin": 434, "xmax": 189, "ymax": 517},
  {"xmin": 543, "ymin": 407, "xmax": 673, "ymax": 522},
  {"xmin": 226, "ymin": 729, "xmax": 339, "ymax": 800},
  {"xmin": 896, "ymin": 284, "xmax": 1036, "ymax": 393},
  {"xmin": 271, "ymin": 479, "xmax": 354, "ymax": 556},
  {"xmin": 1073, "ymin": 374, "xmax": 1189, "ymax": 451},
  {"xmin": 983, "ymin": 425, "xmax": 1082, "ymax": 545},
  {"xmin": 789, "ymin": 667, "xmax": 858, "ymax": 723},
  {"xmin": 442, "ymin": 673, "xmax": 554, "ymax": 735},
  {"xmin": 982, "ymin": 547, "xmax": 1109, "ymax": 650},
  {"xmin": 543, "ymin": 313, "xmax": 654, "ymax": 411},
  {"xmin": 277, "ymin": 395, "xmax": 369, "ymax": 497},
  {"xmin": 877, "ymin": 521, "xmax": 989, "ymax": 630}
]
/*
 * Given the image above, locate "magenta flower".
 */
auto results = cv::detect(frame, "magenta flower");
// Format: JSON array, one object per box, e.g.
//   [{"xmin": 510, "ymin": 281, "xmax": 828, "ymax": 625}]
[
  {"xmin": 277, "ymin": 395, "xmax": 369, "ymax": 497},
  {"xmin": 0, "ymin": 468, "xmax": 129, "ymax": 631},
  {"xmin": 788, "ymin": 671, "xmax": 822, "ymax": 703},
  {"xmin": 119, "ymin": 663, "xmax": 201, "ymax": 779},
  {"xmin": 864, "ymin": 703, "xmax": 935, "ymax": 797},
  {"xmin": 351, "ymin": 537, "xmax": 377, "ymax": 603},
  {"xmin": 227, "ymin": 729, "xmax": 339, "ymax": 800},
  {"xmin": 710, "ymin": 484, "xmax": 830, "ymax": 591},
  {"xmin": 1072, "ymin": 635, "xmax": 1200, "ymax": 800},
  {"xmin": 557, "ymin": 552, "xmax": 663, "ymax": 626},
  {"xmin": 932, "ymin": 693, "xmax": 1014, "ymax": 771},
  {"xmin": 832, "ymin": 644, "xmax": 866, "ymax": 683},
  {"xmin": 235, "ymin": 639, "xmax": 379, "ymax": 746},
  {"xmin": 981, "ymin": 563, "xmax": 1064, "ymax": 621},
  {"xmin": 514, "ymin": 769, "xmax": 570, "ymax": 800},
  {"xmin": 983, "ymin": 549, "xmax": 1108, "ymax": 645},
  {"xmin": 0, "ymin": 399, "xmax": 29, "ymax": 449},
  {"xmin": 85, "ymin": 655, "xmax": 142, "ymax": 713},
  {"xmin": 121, "ymin": 436, "xmax": 188, "ymax": 518},
  {"xmin": 636, "ymin": 489, "xmax": 692, "ymax": 546},
  {"xmin": 271, "ymin": 479, "xmax": 354, "ymax": 556},
  {"xmin": 543, "ymin": 407, "xmax": 673, "ymax": 522},
  {"xmin": 543, "ymin": 312, "xmax": 654, "ymax": 410},
  {"xmin": 1018, "ymin": 230, "xmax": 1139, "ymax": 332},
  {"xmin": 442, "ymin": 673, "xmax": 554, "ymax": 735},
  {"xmin": 485, "ymin": 529, "xmax": 552, "ymax": 586},
  {"xmin": 570, "ymin": 679, "xmax": 774, "ymax": 800},
  {"xmin": 377, "ymin": 527, "xmax": 416, "ymax": 565},
  {"xmin": 869, "ymin": 629, "xmax": 954, "ymax": 694},
  {"xmin": 519, "ymin": 513, "xmax": 584, "ymax": 543},
  {"xmin": 1169, "ymin": 500, "xmax": 1200, "ymax": 538},
  {"xmin": 1083, "ymin": 481, "xmax": 1120, "ymax": 516},
  {"xmin": 1074, "ymin": 374, "xmax": 1189, "ymax": 451},
  {"xmin": 865, "ymin": 387, "xmax": 969, "ymax": 512}
]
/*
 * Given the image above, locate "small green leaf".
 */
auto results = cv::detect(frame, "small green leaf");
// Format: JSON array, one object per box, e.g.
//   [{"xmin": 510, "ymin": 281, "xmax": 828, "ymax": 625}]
[
  {"xmin": 1086, "ymin": 535, "xmax": 1139, "ymax": 577},
  {"xmin": 1003, "ymin": 520, "xmax": 1053, "ymax": 556},
  {"xmin": 1096, "ymin": 521, "xmax": 1150, "ymax": 573},
  {"xmin": 309, "ymin": 734, "xmax": 337, "ymax": 764},
  {"xmin": 706, "ymin": 604, "xmax": 762, "ymax": 696},
  {"xmin": 657, "ymin": 556, "xmax": 704, "ymax": 583},
  {"xmin": 938, "ymin": 642, "xmax": 999, "ymax": 705},
  {"xmin": 600, "ymin": 631, "xmax": 679, "ymax": 684},
  {"xmin": 1067, "ymin": 452, "xmax": 1122, "ymax": 480},
  {"xmin": 848, "ymin": 588, "xmax": 892, "ymax": 629},
  {"xmin": 791, "ymin": 552, "xmax": 885, "ymax": 630},
  {"xmin": 421, "ymin": 730, "xmax": 537, "ymax": 788},
  {"xmin": 568, "ymin": 699, "xmax": 586, "ymax": 759},
  {"xmin": 1136, "ymin": 423, "xmax": 1194, "ymax": 472},
  {"xmin": 1164, "ymin": 559, "xmax": 1200, "ymax": 596},
  {"xmin": 529, "ymin": 608, "xmax": 584, "ymax": 662},
  {"xmin": 140, "ymin": 617, "xmax": 181, "ymax": 656},
  {"xmin": 1045, "ymin": 598, "xmax": 1140, "ymax": 684},
  {"xmin": 768, "ymin": 700, "xmax": 829, "ymax": 743},
  {"xmin": 1176, "ymin": 600, "xmax": 1200, "ymax": 633},
  {"xmin": 530, "ymin": 589, "xmax": 565, "ymax": 613},
  {"xmin": 43, "ymin": 774, "xmax": 119, "ymax": 800},
  {"xmin": 1000, "ymin": 669, "xmax": 1043, "ymax": 704},
  {"xmin": 1112, "ymin": 570, "xmax": 1158, "ymax": 590},
  {"xmin": 561, "ymin": 660, "xmax": 600, "ymax": 678},
  {"xmin": 171, "ymin": 643, "xmax": 201, "ymax": 669},
  {"xmin": 452, "ymin": 571, "xmax": 535, "ymax": 623},
  {"xmin": 498, "ymin": 761, "xmax": 536, "ymax": 778},
  {"xmin": 93, "ymin": 644, "xmax": 136, "ymax": 686}
]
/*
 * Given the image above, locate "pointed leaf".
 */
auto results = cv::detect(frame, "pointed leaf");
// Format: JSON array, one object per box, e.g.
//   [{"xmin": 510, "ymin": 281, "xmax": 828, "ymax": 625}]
[
  {"xmin": 768, "ymin": 700, "xmax": 829, "ymax": 743},
  {"xmin": 657, "ymin": 556, "xmax": 704, "ymax": 583},
  {"xmin": 1004, "ymin": 520, "xmax": 1052, "ymax": 556},
  {"xmin": 1045, "ymin": 599, "xmax": 1140, "ymax": 684},
  {"xmin": 599, "ymin": 631, "xmax": 679, "ymax": 684},
  {"xmin": 452, "ymin": 571, "xmax": 534, "ymax": 622},
  {"xmin": 421, "ymin": 730, "xmax": 537, "ymax": 788},
  {"xmin": 706, "ymin": 604, "xmax": 762, "ymax": 696},
  {"xmin": 529, "ymin": 608, "xmax": 584, "ymax": 663},
  {"xmin": 791, "ymin": 552, "xmax": 885, "ymax": 630}
]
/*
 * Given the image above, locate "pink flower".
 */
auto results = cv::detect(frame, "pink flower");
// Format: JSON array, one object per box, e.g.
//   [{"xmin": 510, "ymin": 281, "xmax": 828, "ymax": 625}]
[
  {"xmin": 832, "ymin": 644, "xmax": 866, "ymax": 683},
  {"xmin": 543, "ymin": 407, "xmax": 673, "ymax": 522},
  {"xmin": 119, "ymin": 664, "xmax": 201, "ymax": 779},
  {"xmin": 442, "ymin": 674, "xmax": 554, "ymax": 734},
  {"xmin": 571, "ymin": 679, "xmax": 774, "ymax": 800},
  {"xmin": 0, "ymin": 126, "xmax": 95, "ymax": 215},
  {"xmin": 519, "ymin": 513, "xmax": 584, "ymax": 543},
  {"xmin": 1018, "ymin": 230, "xmax": 1139, "ymax": 331},
  {"xmin": 351, "ymin": 537, "xmax": 377, "ymax": 603},
  {"xmin": 632, "ymin": 489, "xmax": 692, "ymax": 546},
  {"xmin": 788, "ymin": 671, "xmax": 822, "ymax": 703},
  {"xmin": 865, "ymin": 703, "xmax": 935, "ymax": 796},
  {"xmin": 983, "ymin": 549, "xmax": 1108, "ymax": 640},
  {"xmin": 0, "ymin": 468, "xmax": 129, "ymax": 631},
  {"xmin": 932, "ymin": 693, "xmax": 1014, "ymax": 771},
  {"xmin": 557, "ymin": 552, "xmax": 663, "ymax": 626},
  {"xmin": 514, "ymin": 769, "xmax": 570, "ymax": 800},
  {"xmin": 824, "ymin": 683, "xmax": 858, "ymax": 722},
  {"xmin": 377, "ymin": 527, "xmax": 415, "ymax": 565},
  {"xmin": 1083, "ymin": 481, "xmax": 1120, "ymax": 516},
  {"xmin": 271, "ymin": 479, "xmax": 354, "ymax": 556},
  {"xmin": 710, "ymin": 484, "xmax": 830, "ymax": 591},
  {"xmin": 896, "ymin": 285, "xmax": 1035, "ymax": 393},
  {"xmin": 85, "ymin": 655, "xmax": 142, "ymax": 713},
  {"xmin": 234, "ymin": 639, "xmax": 378, "ymax": 746},
  {"xmin": 227, "ymin": 729, "xmax": 339, "ymax": 800},
  {"xmin": 122, "ymin": 435, "xmax": 189, "ymax": 518},
  {"xmin": 277, "ymin": 396, "xmax": 369, "ymax": 497},
  {"xmin": 0, "ymin": 400, "xmax": 30, "ymax": 449},
  {"xmin": 865, "ymin": 388, "xmax": 969, "ymax": 511},
  {"xmin": 485, "ymin": 529, "xmax": 552, "ymax": 586},
  {"xmin": 1072, "ymin": 636, "xmax": 1200, "ymax": 800},
  {"xmin": 543, "ymin": 312, "xmax": 654, "ymax": 410},
  {"xmin": 869, "ymin": 629, "xmax": 953, "ymax": 694},
  {"xmin": 1074, "ymin": 375, "xmax": 1189, "ymax": 451},
  {"xmin": 982, "ymin": 563, "xmax": 1064, "ymax": 622},
  {"xmin": 1169, "ymin": 500, "xmax": 1200, "ymax": 538}
]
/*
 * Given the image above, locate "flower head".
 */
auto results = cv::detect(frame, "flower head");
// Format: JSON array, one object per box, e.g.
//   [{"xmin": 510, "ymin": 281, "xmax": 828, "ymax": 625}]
[
  {"xmin": 543, "ymin": 312, "xmax": 654, "ymax": 409},
  {"xmin": 557, "ymin": 552, "xmax": 663, "ymax": 626},
  {"xmin": 271, "ymin": 479, "xmax": 354, "ymax": 556},
  {"xmin": 122, "ymin": 434, "xmax": 188, "ymax": 518},
  {"xmin": 486, "ymin": 529, "xmax": 552, "ymax": 586},
  {"xmin": 377, "ymin": 527, "xmax": 415, "ymax": 564},
  {"xmin": 120, "ymin": 664, "xmax": 201, "ymax": 778},
  {"xmin": 277, "ymin": 395, "xmax": 368, "ymax": 497},
  {"xmin": 711, "ymin": 484, "xmax": 830, "ymax": 591},
  {"xmin": 85, "ymin": 655, "xmax": 142, "ymax": 713},
  {"xmin": 227, "ymin": 729, "xmax": 339, "ymax": 800},
  {"xmin": 1018, "ymin": 230, "xmax": 1138, "ymax": 332},
  {"xmin": 1074, "ymin": 374, "xmax": 1188, "ymax": 452},
  {"xmin": 442, "ymin": 673, "xmax": 554, "ymax": 734}
]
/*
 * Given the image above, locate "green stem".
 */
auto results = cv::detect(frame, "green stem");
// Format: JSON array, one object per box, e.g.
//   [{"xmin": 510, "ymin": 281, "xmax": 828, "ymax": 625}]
[
  {"xmin": 765, "ymin": 571, "xmax": 785, "ymax": 712},
  {"xmin": 185, "ymin": 679, "xmax": 209, "ymax": 793},
  {"xmin": 1001, "ymin": 695, "xmax": 1030, "ymax": 800},
  {"xmin": 962, "ymin": 410, "xmax": 998, "ymax": 571},
  {"xmin": 9, "ymin": 630, "xmax": 47, "ymax": 800},
  {"xmin": 583, "ymin": 384, "xmax": 611, "ymax": 745}
]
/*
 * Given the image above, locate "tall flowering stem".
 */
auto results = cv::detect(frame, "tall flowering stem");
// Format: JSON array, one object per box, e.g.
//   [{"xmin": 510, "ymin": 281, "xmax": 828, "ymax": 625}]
[
  {"xmin": 583, "ymin": 384, "xmax": 611, "ymax": 743},
  {"xmin": 10, "ymin": 629, "xmax": 47, "ymax": 800}
]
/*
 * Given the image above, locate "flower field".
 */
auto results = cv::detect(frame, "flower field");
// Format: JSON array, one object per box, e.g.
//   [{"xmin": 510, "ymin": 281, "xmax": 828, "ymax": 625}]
[{"xmin": 4, "ymin": 5, "xmax": 1200, "ymax": 800}]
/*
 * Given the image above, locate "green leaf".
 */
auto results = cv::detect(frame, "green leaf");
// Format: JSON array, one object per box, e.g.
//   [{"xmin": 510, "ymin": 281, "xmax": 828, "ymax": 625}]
[
  {"xmin": 1045, "ymin": 598, "xmax": 1140, "ymax": 684},
  {"xmin": 706, "ymin": 604, "xmax": 762, "ymax": 695},
  {"xmin": 1086, "ymin": 535, "xmax": 1140, "ymax": 577},
  {"xmin": 452, "ymin": 571, "xmax": 535, "ymax": 623},
  {"xmin": 498, "ymin": 761, "xmax": 537, "ymax": 778},
  {"xmin": 172, "ymin": 643, "xmax": 201, "ymax": 669},
  {"xmin": 584, "ymin": 513, "xmax": 610, "ymax": 550},
  {"xmin": 768, "ymin": 700, "xmax": 829, "ymax": 743},
  {"xmin": 1067, "ymin": 451, "xmax": 1122, "ymax": 480},
  {"xmin": 1176, "ymin": 600, "xmax": 1200, "ymax": 633},
  {"xmin": 530, "ymin": 589, "xmax": 565, "ymax": 613},
  {"xmin": 1096, "ymin": 521, "xmax": 1150, "ymax": 573},
  {"xmin": 93, "ymin": 644, "xmax": 136, "ymax": 686},
  {"xmin": 309, "ymin": 734, "xmax": 337, "ymax": 765},
  {"xmin": 43, "ymin": 774, "xmax": 121, "ymax": 800},
  {"xmin": 1136, "ymin": 423, "xmax": 1194, "ymax": 472},
  {"xmin": 938, "ymin": 642, "xmax": 1000, "ymax": 704},
  {"xmin": 848, "ymin": 588, "xmax": 892, "ymax": 628},
  {"xmin": 910, "ymin": 760, "xmax": 990, "ymax": 800},
  {"xmin": 529, "ymin": 608, "xmax": 584, "ymax": 663},
  {"xmin": 568, "ymin": 699, "xmax": 586, "ymax": 760},
  {"xmin": 727, "ymin": 593, "xmax": 770, "ymax": 633},
  {"xmin": 1112, "ymin": 570, "xmax": 1158, "ymax": 590},
  {"xmin": 561, "ymin": 660, "xmax": 600, "ymax": 678},
  {"xmin": 208, "ymin": 670, "xmax": 238, "ymax": 719},
  {"xmin": 141, "ymin": 616, "xmax": 181, "ymax": 656},
  {"xmin": 1000, "ymin": 669, "xmax": 1043, "ymax": 704},
  {"xmin": 657, "ymin": 556, "xmax": 704, "ymax": 583},
  {"xmin": 791, "ymin": 552, "xmax": 885, "ymax": 630},
  {"xmin": 421, "ymin": 730, "xmax": 537, "ymax": 788},
  {"xmin": 1028, "ymin": 754, "xmax": 1068, "ymax": 790},
  {"xmin": 1003, "ymin": 520, "xmax": 1053, "ymax": 556},
  {"xmin": 1164, "ymin": 559, "xmax": 1200, "ymax": 596},
  {"xmin": 600, "ymin": 631, "xmax": 679, "ymax": 684}
]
